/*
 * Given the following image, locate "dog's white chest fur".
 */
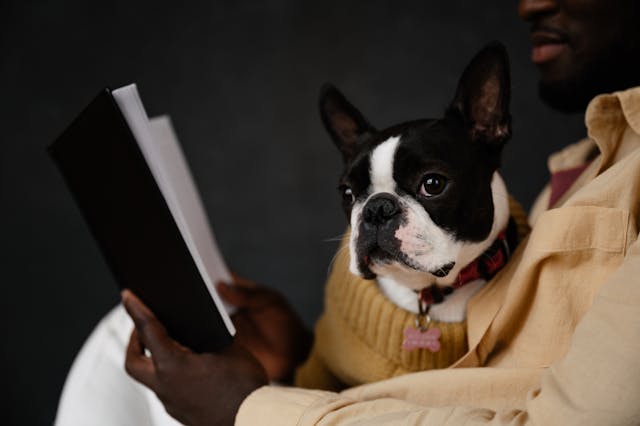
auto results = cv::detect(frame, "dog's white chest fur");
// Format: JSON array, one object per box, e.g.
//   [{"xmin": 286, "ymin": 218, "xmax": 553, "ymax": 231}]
[{"xmin": 377, "ymin": 276, "xmax": 486, "ymax": 322}]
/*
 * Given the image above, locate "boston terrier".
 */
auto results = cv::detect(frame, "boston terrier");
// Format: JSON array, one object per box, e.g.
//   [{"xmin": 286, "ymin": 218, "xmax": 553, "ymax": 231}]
[{"xmin": 320, "ymin": 42, "xmax": 516, "ymax": 329}]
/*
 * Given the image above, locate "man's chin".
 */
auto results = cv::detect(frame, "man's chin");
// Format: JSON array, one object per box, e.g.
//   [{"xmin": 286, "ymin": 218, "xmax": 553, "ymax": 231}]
[
  {"xmin": 538, "ymin": 80, "xmax": 593, "ymax": 114},
  {"xmin": 536, "ymin": 46, "xmax": 640, "ymax": 114}
]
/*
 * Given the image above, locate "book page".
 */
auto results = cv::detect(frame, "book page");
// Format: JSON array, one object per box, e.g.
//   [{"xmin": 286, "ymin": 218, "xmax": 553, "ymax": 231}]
[
  {"xmin": 112, "ymin": 84, "xmax": 236, "ymax": 336},
  {"xmin": 147, "ymin": 116, "xmax": 237, "ymax": 313}
]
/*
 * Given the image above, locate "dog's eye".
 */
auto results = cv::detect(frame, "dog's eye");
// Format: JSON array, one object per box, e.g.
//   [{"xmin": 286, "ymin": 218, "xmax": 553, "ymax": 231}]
[
  {"xmin": 341, "ymin": 186, "xmax": 355, "ymax": 204},
  {"xmin": 419, "ymin": 174, "xmax": 447, "ymax": 197}
]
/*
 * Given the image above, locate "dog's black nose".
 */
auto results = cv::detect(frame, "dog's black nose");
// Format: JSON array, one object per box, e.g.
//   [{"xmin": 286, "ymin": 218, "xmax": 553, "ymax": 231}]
[{"xmin": 363, "ymin": 193, "xmax": 400, "ymax": 226}]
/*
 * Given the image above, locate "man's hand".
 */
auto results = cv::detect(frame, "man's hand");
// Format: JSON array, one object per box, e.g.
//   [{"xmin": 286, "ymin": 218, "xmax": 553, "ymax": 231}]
[
  {"xmin": 217, "ymin": 276, "xmax": 312, "ymax": 382},
  {"xmin": 122, "ymin": 290, "xmax": 268, "ymax": 426}
]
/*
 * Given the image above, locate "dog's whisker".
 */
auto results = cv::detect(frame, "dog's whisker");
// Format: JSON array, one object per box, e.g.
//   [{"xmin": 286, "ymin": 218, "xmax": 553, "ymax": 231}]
[
  {"xmin": 322, "ymin": 234, "xmax": 348, "ymax": 243},
  {"xmin": 326, "ymin": 244, "xmax": 349, "ymax": 276}
]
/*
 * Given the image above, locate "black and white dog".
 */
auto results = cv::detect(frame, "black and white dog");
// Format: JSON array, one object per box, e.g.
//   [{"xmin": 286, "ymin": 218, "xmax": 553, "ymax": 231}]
[{"xmin": 320, "ymin": 42, "xmax": 515, "ymax": 325}]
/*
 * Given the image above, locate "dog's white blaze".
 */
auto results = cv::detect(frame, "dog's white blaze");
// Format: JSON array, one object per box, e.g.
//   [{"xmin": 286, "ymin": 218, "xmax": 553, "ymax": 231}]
[
  {"xmin": 348, "ymin": 136, "xmax": 400, "ymax": 274},
  {"xmin": 369, "ymin": 136, "xmax": 400, "ymax": 193},
  {"xmin": 348, "ymin": 203, "xmax": 364, "ymax": 275}
]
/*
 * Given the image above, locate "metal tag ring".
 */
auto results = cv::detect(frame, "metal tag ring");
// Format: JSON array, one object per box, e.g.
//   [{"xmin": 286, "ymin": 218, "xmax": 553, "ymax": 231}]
[{"xmin": 415, "ymin": 313, "xmax": 432, "ymax": 332}]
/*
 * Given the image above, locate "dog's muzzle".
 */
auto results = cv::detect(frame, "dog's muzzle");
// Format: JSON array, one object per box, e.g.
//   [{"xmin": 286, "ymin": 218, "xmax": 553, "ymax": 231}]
[{"xmin": 355, "ymin": 193, "xmax": 405, "ymax": 278}]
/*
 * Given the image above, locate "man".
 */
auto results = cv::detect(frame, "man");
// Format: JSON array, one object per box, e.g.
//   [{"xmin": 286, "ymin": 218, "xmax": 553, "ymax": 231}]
[{"xmin": 64, "ymin": 0, "xmax": 640, "ymax": 424}]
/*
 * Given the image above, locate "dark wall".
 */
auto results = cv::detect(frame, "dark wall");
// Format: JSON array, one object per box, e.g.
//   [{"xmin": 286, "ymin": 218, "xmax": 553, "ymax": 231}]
[{"xmin": 0, "ymin": 1, "xmax": 586, "ymax": 424}]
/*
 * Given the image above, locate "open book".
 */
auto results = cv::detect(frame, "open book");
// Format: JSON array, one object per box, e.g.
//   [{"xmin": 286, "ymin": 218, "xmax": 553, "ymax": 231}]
[{"xmin": 49, "ymin": 84, "xmax": 235, "ymax": 352}]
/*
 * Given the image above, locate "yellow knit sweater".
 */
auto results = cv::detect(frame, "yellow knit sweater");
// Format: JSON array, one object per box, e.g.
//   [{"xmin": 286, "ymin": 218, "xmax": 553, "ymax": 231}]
[{"xmin": 295, "ymin": 197, "xmax": 529, "ymax": 391}]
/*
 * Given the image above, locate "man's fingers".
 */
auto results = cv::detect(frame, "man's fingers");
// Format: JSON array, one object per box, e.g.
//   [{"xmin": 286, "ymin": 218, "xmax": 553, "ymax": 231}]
[
  {"xmin": 216, "ymin": 282, "xmax": 248, "ymax": 306},
  {"xmin": 230, "ymin": 312, "xmax": 257, "ymax": 339},
  {"xmin": 216, "ymin": 282, "xmax": 272, "ymax": 309},
  {"xmin": 124, "ymin": 328, "xmax": 158, "ymax": 390},
  {"xmin": 230, "ymin": 272, "xmax": 258, "ymax": 288},
  {"xmin": 121, "ymin": 289, "xmax": 177, "ymax": 365}
]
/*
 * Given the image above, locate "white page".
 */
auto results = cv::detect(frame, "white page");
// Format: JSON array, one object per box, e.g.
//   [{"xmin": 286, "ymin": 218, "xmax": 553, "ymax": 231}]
[
  {"xmin": 112, "ymin": 84, "xmax": 236, "ymax": 336},
  {"xmin": 147, "ymin": 116, "xmax": 237, "ymax": 313}
]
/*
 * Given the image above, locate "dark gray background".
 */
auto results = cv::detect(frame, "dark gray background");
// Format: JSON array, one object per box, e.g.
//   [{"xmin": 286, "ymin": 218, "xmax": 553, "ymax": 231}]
[{"xmin": 1, "ymin": 1, "xmax": 585, "ymax": 424}]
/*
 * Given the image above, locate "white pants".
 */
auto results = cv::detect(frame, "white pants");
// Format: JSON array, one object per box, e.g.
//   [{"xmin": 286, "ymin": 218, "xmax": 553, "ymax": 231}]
[{"xmin": 55, "ymin": 305, "xmax": 181, "ymax": 426}]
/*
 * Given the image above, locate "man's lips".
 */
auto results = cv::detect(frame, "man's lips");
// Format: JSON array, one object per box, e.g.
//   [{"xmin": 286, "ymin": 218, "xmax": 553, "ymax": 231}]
[
  {"xmin": 530, "ymin": 30, "xmax": 569, "ymax": 64},
  {"xmin": 532, "ymin": 44, "xmax": 567, "ymax": 64}
]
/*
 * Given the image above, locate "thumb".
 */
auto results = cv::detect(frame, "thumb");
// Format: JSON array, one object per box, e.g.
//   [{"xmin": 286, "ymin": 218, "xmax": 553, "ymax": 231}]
[{"xmin": 121, "ymin": 289, "xmax": 181, "ymax": 364}]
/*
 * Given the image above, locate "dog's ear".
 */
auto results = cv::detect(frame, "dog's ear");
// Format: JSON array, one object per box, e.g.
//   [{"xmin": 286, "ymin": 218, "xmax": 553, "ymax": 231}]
[
  {"xmin": 446, "ymin": 42, "xmax": 511, "ymax": 145},
  {"xmin": 319, "ymin": 84, "xmax": 376, "ymax": 162}
]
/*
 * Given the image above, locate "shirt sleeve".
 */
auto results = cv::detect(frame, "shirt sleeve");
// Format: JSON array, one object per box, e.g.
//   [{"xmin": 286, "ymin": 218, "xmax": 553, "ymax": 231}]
[
  {"xmin": 236, "ymin": 233, "xmax": 640, "ymax": 426},
  {"xmin": 55, "ymin": 306, "xmax": 182, "ymax": 426}
]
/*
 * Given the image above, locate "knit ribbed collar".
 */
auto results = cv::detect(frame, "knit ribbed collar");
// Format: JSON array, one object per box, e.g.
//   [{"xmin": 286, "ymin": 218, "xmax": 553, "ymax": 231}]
[{"xmin": 325, "ymin": 239, "xmax": 468, "ymax": 371}]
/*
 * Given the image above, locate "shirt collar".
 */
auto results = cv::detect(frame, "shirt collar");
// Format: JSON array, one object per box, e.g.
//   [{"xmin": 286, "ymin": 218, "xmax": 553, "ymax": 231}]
[{"xmin": 585, "ymin": 86, "xmax": 640, "ymax": 174}]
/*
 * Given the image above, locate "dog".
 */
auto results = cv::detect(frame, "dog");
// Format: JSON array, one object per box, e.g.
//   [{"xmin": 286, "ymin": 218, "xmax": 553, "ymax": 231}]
[{"xmin": 319, "ymin": 42, "xmax": 517, "ymax": 332}]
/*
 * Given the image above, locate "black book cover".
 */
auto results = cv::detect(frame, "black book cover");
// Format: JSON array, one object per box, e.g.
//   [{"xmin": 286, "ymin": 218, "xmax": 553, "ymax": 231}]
[{"xmin": 48, "ymin": 88, "xmax": 233, "ymax": 353}]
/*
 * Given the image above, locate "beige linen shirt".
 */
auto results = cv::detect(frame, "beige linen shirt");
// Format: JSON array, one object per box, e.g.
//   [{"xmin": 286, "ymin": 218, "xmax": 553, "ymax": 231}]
[{"xmin": 237, "ymin": 87, "xmax": 640, "ymax": 425}]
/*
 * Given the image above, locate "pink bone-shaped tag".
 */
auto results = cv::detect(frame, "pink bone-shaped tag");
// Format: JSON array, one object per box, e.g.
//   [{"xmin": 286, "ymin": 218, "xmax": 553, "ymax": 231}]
[{"xmin": 402, "ymin": 326, "xmax": 441, "ymax": 352}]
